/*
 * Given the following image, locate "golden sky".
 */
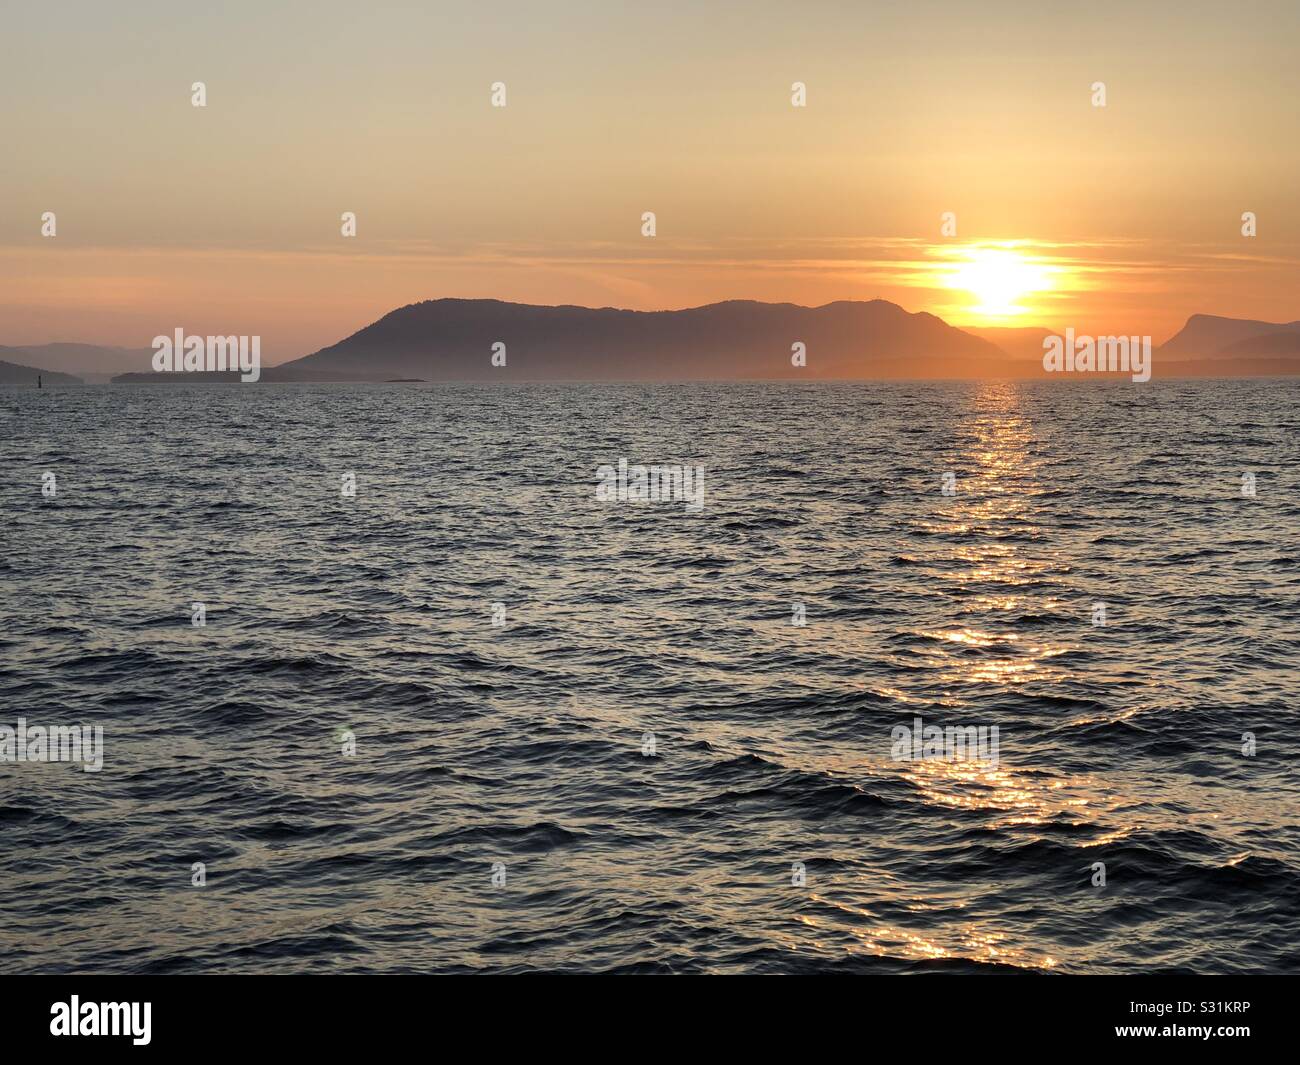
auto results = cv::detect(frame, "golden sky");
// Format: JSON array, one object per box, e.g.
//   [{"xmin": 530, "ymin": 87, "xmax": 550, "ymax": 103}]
[{"xmin": 2, "ymin": 0, "xmax": 1297, "ymax": 362}]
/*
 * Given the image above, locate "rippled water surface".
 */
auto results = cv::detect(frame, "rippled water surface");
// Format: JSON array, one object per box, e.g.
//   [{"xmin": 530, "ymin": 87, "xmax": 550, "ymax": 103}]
[{"xmin": 2, "ymin": 380, "xmax": 1298, "ymax": 973}]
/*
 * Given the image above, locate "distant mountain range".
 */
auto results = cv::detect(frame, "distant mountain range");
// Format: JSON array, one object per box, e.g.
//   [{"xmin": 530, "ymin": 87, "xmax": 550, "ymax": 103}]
[
  {"xmin": 275, "ymin": 298, "xmax": 1009, "ymax": 381},
  {"xmin": 4, "ymin": 302, "xmax": 1300, "ymax": 383},
  {"xmin": 0, "ymin": 343, "xmax": 152, "ymax": 383},
  {"xmin": 1155, "ymin": 314, "xmax": 1300, "ymax": 374},
  {"xmin": 966, "ymin": 315, "xmax": 1300, "ymax": 377},
  {"xmin": 276, "ymin": 301, "xmax": 1300, "ymax": 380},
  {"xmin": 0, "ymin": 358, "xmax": 82, "ymax": 385}
]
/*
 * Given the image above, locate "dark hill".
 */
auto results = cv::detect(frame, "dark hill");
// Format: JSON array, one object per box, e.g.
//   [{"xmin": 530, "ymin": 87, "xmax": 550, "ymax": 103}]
[{"xmin": 277, "ymin": 298, "xmax": 1013, "ymax": 381}]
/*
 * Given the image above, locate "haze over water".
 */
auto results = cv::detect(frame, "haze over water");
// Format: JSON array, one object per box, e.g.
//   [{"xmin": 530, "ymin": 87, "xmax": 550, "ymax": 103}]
[{"xmin": 2, "ymin": 379, "xmax": 1298, "ymax": 973}]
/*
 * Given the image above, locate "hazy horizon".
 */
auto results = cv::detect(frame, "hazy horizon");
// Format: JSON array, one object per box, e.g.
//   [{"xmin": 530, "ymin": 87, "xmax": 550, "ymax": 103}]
[
  {"xmin": 3, "ymin": 0, "xmax": 1299, "ymax": 364},
  {"xmin": 3, "ymin": 296, "xmax": 1295, "ymax": 375}
]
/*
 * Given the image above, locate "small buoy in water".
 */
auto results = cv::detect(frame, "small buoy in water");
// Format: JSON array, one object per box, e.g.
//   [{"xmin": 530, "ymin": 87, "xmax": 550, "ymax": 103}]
[{"xmin": 38, "ymin": 375, "xmax": 42, "ymax": 389}]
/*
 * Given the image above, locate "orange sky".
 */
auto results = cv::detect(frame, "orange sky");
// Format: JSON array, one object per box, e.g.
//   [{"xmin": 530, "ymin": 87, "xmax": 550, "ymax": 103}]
[{"xmin": 2, "ymin": 1, "xmax": 1297, "ymax": 362}]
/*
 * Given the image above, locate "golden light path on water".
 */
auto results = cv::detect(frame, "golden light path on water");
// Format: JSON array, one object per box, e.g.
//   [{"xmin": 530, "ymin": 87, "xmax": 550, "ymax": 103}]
[
  {"xmin": 562, "ymin": 380, "xmax": 1296, "ymax": 974},
  {"xmin": 779, "ymin": 383, "xmax": 1100, "ymax": 970}
]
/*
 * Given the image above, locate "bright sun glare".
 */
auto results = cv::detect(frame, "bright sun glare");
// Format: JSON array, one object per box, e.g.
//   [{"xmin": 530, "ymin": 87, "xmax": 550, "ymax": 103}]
[{"xmin": 946, "ymin": 248, "xmax": 1055, "ymax": 321}]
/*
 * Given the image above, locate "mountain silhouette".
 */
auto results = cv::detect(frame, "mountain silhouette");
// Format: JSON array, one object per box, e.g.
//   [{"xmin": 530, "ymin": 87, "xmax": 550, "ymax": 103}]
[
  {"xmin": 1156, "ymin": 314, "xmax": 1300, "ymax": 375},
  {"xmin": 1218, "ymin": 332, "xmax": 1300, "ymax": 358},
  {"xmin": 275, "ymin": 298, "xmax": 1011, "ymax": 381},
  {"xmin": 13, "ymin": 306, "xmax": 1299, "ymax": 385},
  {"xmin": 0, "ymin": 358, "xmax": 82, "ymax": 384},
  {"xmin": 0, "ymin": 343, "xmax": 152, "ymax": 383},
  {"xmin": 1159, "ymin": 313, "xmax": 1300, "ymax": 359},
  {"xmin": 962, "ymin": 325, "xmax": 1057, "ymax": 366}
]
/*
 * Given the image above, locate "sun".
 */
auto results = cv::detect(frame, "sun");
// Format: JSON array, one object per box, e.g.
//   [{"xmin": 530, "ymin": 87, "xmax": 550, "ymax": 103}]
[{"xmin": 945, "ymin": 247, "xmax": 1055, "ymax": 321}]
